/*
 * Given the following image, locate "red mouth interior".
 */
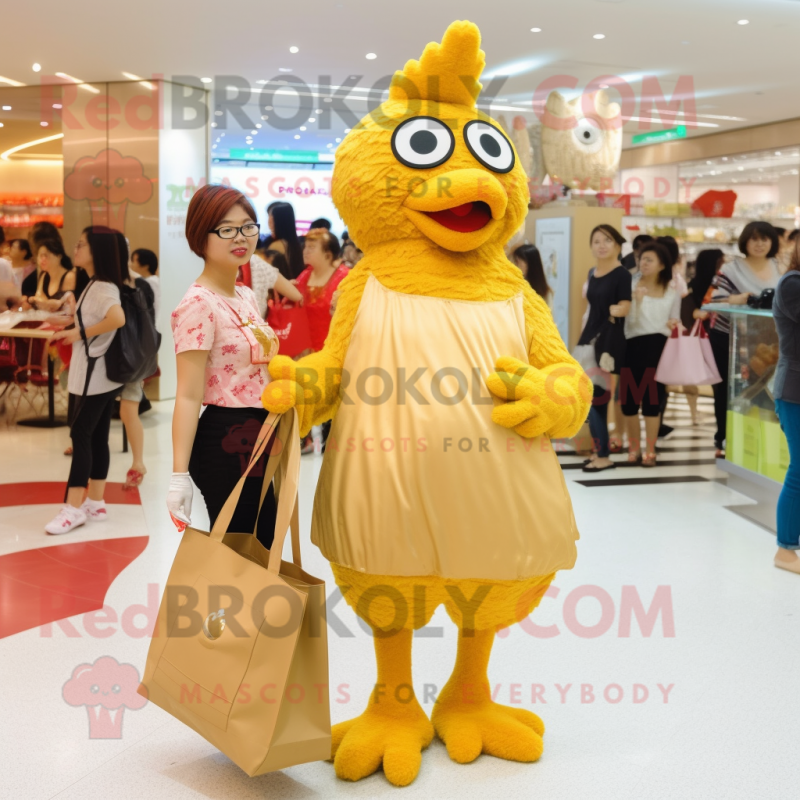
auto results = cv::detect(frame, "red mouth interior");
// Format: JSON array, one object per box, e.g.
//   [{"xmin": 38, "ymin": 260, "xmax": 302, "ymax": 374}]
[{"xmin": 423, "ymin": 201, "xmax": 492, "ymax": 233}]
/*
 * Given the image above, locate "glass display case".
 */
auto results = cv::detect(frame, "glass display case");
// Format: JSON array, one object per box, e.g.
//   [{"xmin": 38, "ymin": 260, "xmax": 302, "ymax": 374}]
[{"xmin": 705, "ymin": 304, "xmax": 790, "ymax": 485}]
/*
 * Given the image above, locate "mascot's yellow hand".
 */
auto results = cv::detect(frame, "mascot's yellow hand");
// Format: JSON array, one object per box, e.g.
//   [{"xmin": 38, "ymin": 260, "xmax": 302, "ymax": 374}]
[
  {"xmin": 486, "ymin": 356, "xmax": 577, "ymax": 439},
  {"xmin": 261, "ymin": 355, "xmax": 316, "ymax": 432}
]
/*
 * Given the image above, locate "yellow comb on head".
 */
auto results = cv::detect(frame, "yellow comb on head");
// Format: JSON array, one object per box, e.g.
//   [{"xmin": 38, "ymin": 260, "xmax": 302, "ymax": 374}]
[{"xmin": 388, "ymin": 20, "xmax": 485, "ymax": 108}]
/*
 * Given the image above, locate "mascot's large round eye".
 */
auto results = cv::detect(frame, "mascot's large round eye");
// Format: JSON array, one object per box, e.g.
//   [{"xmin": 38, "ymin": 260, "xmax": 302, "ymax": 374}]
[
  {"xmin": 573, "ymin": 119, "xmax": 604, "ymax": 154},
  {"xmin": 463, "ymin": 120, "xmax": 515, "ymax": 173},
  {"xmin": 391, "ymin": 116, "xmax": 455, "ymax": 169}
]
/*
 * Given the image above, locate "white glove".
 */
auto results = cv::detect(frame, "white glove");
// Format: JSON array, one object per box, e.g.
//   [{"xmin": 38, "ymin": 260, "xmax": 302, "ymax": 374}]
[{"xmin": 167, "ymin": 472, "xmax": 193, "ymax": 528}]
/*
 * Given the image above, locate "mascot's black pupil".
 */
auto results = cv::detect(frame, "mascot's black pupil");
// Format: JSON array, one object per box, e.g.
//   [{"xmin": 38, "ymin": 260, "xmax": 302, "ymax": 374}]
[
  {"xmin": 583, "ymin": 131, "xmax": 591, "ymax": 140},
  {"xmin": 410, "ymin": 130, "xmax": 437, "ymax": 155},
  {"xmin": 480, "ymin": 133, "xmax": 501, "ymax": 157}
]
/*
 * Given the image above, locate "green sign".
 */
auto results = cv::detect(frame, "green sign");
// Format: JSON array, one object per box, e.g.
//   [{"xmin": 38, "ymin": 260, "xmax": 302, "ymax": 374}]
[
  {"xmin": 229, "ymin": 148, "xmax": 324, "ymax": 163},
  {"xmin": 631, "ymin": 126, "xmax": 687, "ymax": 146}
]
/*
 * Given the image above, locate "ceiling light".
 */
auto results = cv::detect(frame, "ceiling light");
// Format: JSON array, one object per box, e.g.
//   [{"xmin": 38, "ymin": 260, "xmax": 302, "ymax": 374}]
[
  {"xmin": 599, "ymin": 84, "xmax": 609, "ymax": 89},
  {"xmin": 212, "ymin": 144, "xmax": 217, "ymax": 149},
  {"xmin": 308, "ymin": 117, "xmax": 316, "ymax": 123},
  {"xmin": 214, "ymin": 110, "xmax": 222, "ymax": 116},
  {"xmin": 722, "ymin": 157, "xmax": 728, "ymax": 161},
  {"xmin": 220, "ymin": 132, "xmax": 225, "ymax": 137},
  {"xmin": 1, "ymin": 105, "xmax": 10, "ymax": 110},
  {"xmin": 32, "ymin": 63, "xmax": 41, "ymax": 72},
  {"xmin": 326, "ymin": 143, "xmax": 333, "ymax": 148},
  {"xmin": 250, "ymin": 147, "xmax": 254, "ymax": 150},
  {"xmin": 737, "ymin": 19, "xmax": 749, "ymax": 26},
  {"xmin": 530, "ymin": 27, "xmax": 542, "ymax": 33},
  {"xmin": 366, "ymin": 53, "xmax": 377, "ymax": 60},
  {"xmin": 1, "ymin": 132, "xmax": 63, "ymax": 161},
  {"xmin": 0, "ymin": 123, "xmax": 3, "ymax": 127},
  {"xmin": 55, "ymin": 72, "xmax": 100, "ymax": 93},
  {"xmin": 211, "ymin": 122, "xmax": 217, "ymax": 127},
  {"xmin": 323, "ymin": 97, "xmax": 332, "ymax": 103},
  {"xmin": 52, "ymin": 103, "xmax": 62, "ymax": 109},
  {"xmin": 315, "ymin": 109, "xmax": 322, "ymax": 114},
  {"xmin": 706, "ymin": 160, "xmax": 713, "ymax": 165},
  {"xmin": 335, "ymin": 137, "xmax": 341, "ymax": 142},
  {"xmin": 294, "ymin": 134, "xmax": 301, "ymax": 139},
  {"xmin": 344, "ymin": 128, "xmax": 351, "ymax": 133},
  {"xmin": 251, "ymin": 130, "xmax": 257, "ymax": 134},
  {"xmin": 256, "ymin": 79, "xmax": 267, "ymax": 85},
  {"xmin": 279, "ymin": 68, "xmax": 292, "ymax": 73},
  {"xmin": 737, "ymin": 166, "xmax": 744, "ymax": 171},
  {"xmin": 289, "ymin": 46, "xmax": 299, "ymax": 53},
  {"xmin": 300, "ymin": 126, "xmax": 307, "ymax": 131},
  {"xmin": 261, "ymin": 115, "xmax": 269, "ymax": 120},
  {"xmin": 593, "ymin": 33, "xmax": 605, "ymax": 39},
  {"xmin": 40, "ymin": 121, "xmax": 48, "ymax": 127},
  {"xmin": 264, "ymin": 105, "xmax": 273, "ymax": 111},
  {"xmin": 0, "ymin": 75, "xmax": 25, "ymax": 87},
  {"xmin": 201, "ymin": 77, "xmax": 212, "ymax": 84},
  {"xmin": 775, "ymin": 151, "xmax": 782, "ymax": 156},
  {"xmin": 255, "ymin": 123, "xmax": 262, "ymax": 128}
]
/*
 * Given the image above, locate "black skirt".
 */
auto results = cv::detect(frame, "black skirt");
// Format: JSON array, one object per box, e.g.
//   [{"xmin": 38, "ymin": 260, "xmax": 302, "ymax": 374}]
[{"xmin": 188, "ymin": 405, "xmax": 278, "ymax": 548}]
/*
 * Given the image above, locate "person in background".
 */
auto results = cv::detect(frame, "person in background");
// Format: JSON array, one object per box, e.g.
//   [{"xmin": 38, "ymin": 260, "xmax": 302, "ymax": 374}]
[
  {"xmin": 26, "ymin": 240, "xmax": 76, "ymax": 312},
  {"xmin": 774, "ymin": 226, "xmax": 793, "ymax": 273},
  {"xmin": 512, "ymin": 243, "xmax": 552, "ymax": 303},
  {"xmin": 167, "ymin": 184, "xmax": 278, "ymax": 546},
  {"xmin": 45, "ymin": 227, "xmax": 126, "ymax": 534},
  {"xmin": 8, "ymin": 239, "xmax": 36, "ymax": 292},
  {"xmin": 116, "ymin": 235, "xmax": 156, "ymax": 490},
  {"xmin": 680, "ymin": 248, "xmax": 724, "ymax": 425},
  {"xmin": 652, "ymin": 235, "xmax": 690, "ymax": 439},
  {"xmin": 773, "ymin": 235, "xmax": 800, "ymax": 574},
  {"xmin": 709, "ymin": 221, "xmax": 782, "ymax": 457},
  {"xmin": 621, "ymin": 241, "xmax": 681, "ymax": 467},
  {"xmin": 341, "ymin": 240, "xmax": 358, "ymax": 268},
  {"xmin": 578, "ymin": 224, "xmax": 632, "ymax": 472},
  {"xmin": 257, "ymin": 201, "xmax": 282, "ymax": 253},
  {"xmin": 621, "ymin": 234, "xmax": 654, "ymax": 273},
  {"xmin": 262, "ymin": 249, "xmax": 290, "ymax": 280},
  {"xmin": 309, "ymin": 217, "xmax": 332, "ymax": 231},
  {"xmin": 0, "ymin": 226, "xmax": 8, "ymax": 258},
  {"xmin": 130, "ymin": 248, "xmax": 161, "ymax": 331},
  {"xmin": 240, "ymin": 250, "xmax": 303, "ymax": 319},
  {"xmin": 297, "ymin": 228, "xmax": 350, "ymax": 454},
  {"xmin": 267, "ymin": 201, "xmax": 305, "ymax": 280}
]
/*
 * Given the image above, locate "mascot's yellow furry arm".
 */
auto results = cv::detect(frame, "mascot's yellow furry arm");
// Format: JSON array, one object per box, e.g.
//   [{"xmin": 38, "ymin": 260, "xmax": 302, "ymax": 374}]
[{"xmin": 263, "ymin": 21, "xmax": 592, "ymax": 787}]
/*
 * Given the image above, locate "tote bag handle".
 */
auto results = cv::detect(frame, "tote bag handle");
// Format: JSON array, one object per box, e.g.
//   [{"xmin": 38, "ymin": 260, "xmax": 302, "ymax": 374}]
[{"xmin": 209, "ymin": 410, "xmax": 302, "ymax": 573}]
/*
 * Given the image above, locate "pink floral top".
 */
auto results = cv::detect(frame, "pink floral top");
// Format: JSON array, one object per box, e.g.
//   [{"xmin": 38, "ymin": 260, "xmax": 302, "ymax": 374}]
[{"xmin": 171, "ymin": 283, "xmax": 269, "ymax": 407}]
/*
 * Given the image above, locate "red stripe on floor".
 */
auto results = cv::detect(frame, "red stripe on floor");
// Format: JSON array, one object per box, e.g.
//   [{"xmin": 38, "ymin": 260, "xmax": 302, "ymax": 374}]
[
  {"xmin": 0, "ymin": 482, "xmax": 141, "ymax": 507},
  {"xmin": 0, "ymin": 536, "xmax": 149, "ymax": 639}
]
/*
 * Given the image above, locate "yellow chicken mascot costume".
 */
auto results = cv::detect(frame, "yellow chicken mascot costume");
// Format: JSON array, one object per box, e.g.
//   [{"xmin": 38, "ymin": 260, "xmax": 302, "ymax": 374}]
[{"xmin": 263, "ymin": 20, "xmax": 592, "ymax": 787}]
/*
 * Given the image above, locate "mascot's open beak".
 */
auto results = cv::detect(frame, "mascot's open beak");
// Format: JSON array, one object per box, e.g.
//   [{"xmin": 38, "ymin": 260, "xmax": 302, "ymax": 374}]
[{"xmin": 402, "ymin": 168, "xmax": 508, "ymax": 253}]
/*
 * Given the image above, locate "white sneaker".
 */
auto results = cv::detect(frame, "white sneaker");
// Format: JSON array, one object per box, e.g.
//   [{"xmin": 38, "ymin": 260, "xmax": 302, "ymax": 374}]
[
  {"xmin": 45, "ymin": 505, "xmax": 87, "ymax": 535},
  {"xmin": 81, "ymin": 499, "xmax": 108, "ymax": 522}
]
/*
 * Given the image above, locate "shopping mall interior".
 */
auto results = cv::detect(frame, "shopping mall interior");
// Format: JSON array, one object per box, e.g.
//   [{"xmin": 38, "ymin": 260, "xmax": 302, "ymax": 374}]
[{"xmin": 2, "ymin": 1, "xmax": 800, "ymax": 797}]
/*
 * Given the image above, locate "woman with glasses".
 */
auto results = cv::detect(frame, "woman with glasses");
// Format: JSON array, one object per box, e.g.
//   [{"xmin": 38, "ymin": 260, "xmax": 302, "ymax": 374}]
[{"xmin": 167, "ymin": 184, "xmax": 279, "ymax": 546}]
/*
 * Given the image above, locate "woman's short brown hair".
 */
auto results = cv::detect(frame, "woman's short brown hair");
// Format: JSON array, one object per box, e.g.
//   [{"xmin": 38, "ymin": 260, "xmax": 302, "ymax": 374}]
[
  {"xmin": 738, "ymin": 220, "xmax": 779, "ymax": 259},
  {"xmin": 185, "ymin": 184, "xmax": 258, "ymax": 258},
  {"xmin": 304, "ymin": 227, "xmax": 341, "ymax": 260}
]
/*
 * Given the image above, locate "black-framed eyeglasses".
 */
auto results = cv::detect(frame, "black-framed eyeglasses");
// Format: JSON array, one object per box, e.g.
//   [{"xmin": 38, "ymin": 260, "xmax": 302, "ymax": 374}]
[{"xmin": 208, "ymin": 223, "xmax": 261, "ymax": 239}]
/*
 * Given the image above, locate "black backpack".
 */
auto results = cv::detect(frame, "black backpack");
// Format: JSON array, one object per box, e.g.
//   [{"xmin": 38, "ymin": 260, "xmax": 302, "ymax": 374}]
[{"xmin": 105, "ymin": 278, "xmax": 161, "ymax": 384}]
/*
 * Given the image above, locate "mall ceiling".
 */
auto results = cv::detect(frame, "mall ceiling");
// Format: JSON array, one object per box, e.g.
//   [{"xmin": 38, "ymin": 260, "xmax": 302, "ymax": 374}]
[{"xmin": 2, "ymin": 0, "xmax": 800, "ymax": 159}]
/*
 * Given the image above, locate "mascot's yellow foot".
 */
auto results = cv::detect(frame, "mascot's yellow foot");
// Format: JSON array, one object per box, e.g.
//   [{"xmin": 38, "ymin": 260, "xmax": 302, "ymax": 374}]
[
  {"xmin": 332, "ymin": 699, "xmax": 434, "ymax": 786},
  {"xmin": 331, "ymin": 628, "xmax": 433, "ymax": 786},
  {"xmin": 432, "ymin": 692, "xmax": 544, "ymax": 764},
  {"xmin": 432, "ymin": 628, "xmax": 545, "ymax": 764}
]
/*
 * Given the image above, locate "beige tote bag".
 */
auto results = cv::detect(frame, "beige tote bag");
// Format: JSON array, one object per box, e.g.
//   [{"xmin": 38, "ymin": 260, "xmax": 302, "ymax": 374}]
[{"xmin": 138, "ymin": 409, "xmax": 331, "ymax": 776}]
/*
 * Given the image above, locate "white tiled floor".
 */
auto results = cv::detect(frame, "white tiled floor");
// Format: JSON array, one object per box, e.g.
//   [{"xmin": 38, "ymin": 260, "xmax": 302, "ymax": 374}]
[{"xmin": 2, "ymin": 397, "xmax": 799, "ymax": 799}]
